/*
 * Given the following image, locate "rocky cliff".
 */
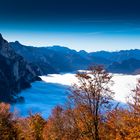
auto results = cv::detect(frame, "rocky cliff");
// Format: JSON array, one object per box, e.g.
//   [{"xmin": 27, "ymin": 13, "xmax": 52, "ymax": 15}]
[{"xmin": 0, "ymin": 34, "xmax": 41, "ymax": 103}]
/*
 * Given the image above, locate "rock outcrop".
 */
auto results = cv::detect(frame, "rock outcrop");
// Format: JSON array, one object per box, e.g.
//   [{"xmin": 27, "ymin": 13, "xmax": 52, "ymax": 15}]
[{"xmin": 0, "ymin": 34, "xmax": 41, "ymax": 103}]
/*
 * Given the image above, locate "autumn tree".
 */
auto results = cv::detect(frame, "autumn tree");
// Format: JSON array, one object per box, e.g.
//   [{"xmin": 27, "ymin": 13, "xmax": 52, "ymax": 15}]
[
  {"xmin": 105, "ymin": 79, "xmax": 140, "ymax": 140},
  {"xmin": 69, "ymin": 66, "xmax": 114, "ymax": 140},
  {"xmin": 128, "ymin": 79, "xmax": 140, "ymax": 115},
  {"xmin": 15, "ymin": 113, "xmax": 46, "ymax": 140},
  {"xmin": 105, "ymin": 108, "xmax": 129, "ymax": 140},
  {"xmin": 43, "ymin": 106, "xmax": 65, "ymax": 140},
  {"xmin": 105, "ymin": 107, "xmax": 140, "ymax": 140},
  {"xmin": 43, "ymin": 105, "xmax": 92, "ymax": 140},
  {"xmin": 0, "ymin": 103, "xmax": 17, "ymax": 139},
  {"xmin": 127, "ymin": 79, "xmax": 140, "ymax": 139}
]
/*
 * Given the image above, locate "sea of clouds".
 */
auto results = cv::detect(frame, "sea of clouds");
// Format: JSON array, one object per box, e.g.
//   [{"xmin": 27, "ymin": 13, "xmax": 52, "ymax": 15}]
[{"xmin": 11, "ymin": 73, "xmax": 140, "ymax": 118}]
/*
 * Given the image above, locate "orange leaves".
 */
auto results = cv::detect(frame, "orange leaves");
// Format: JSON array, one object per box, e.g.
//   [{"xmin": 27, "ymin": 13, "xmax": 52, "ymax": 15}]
[
  {"xmin": 105, "ymin": 79, "xmax": 140, "ymax": 139},
  {"xmin": 0, "ymin": 102, "xmax": 16, "ymax": 139},
  {"xmin": 105, "ymin": 108, "xmax": 140, "ymax": 140},
  {"xmin": 0, "ymin": 102, "xmax": 10, "ymax": 114},
  {"xmin": 43, "ymin": 106, "xmax": 65, "ymax": 140},
  {"xmin": 128, "ymin": 79, "xmax": 140, "ymax": 115},
  {"xmin": 15, "ymin": 113, "xmax": 46, "ymax": 140}
]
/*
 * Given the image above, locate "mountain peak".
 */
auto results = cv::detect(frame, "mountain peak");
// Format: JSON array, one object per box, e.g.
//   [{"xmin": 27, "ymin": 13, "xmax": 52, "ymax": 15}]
[
  {"xmin": 14, "ymin": 41, "xmax": 21, "ymax": 45},
  {"xmin": 0, "ymin": 33, "xmax": 2, "ymax": 38},
  {"xmin": 0, "ymin": 33, "xmax": 7, "ymax": 46},
  {"xmin": 79, "ymin": 50, "xmax": 88, "ymax": 54},
  {"xmin": 0, "ymin": 33, "xmax": 4, "ymax": 41}
]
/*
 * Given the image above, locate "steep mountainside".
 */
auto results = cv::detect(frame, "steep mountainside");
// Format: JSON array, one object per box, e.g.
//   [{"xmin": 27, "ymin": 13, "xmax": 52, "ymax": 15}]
[{"xmin": 0, "ymin": 34, "xmax": 41, "ymax": 103}]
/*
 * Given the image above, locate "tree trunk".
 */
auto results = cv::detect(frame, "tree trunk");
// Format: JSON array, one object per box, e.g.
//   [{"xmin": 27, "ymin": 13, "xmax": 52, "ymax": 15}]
[{"xmin": 94, "ymin": 120, "xmax": 100, "ymax": 140}]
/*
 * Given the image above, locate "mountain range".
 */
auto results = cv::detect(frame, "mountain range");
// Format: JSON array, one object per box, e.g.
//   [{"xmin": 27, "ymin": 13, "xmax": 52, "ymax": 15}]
[
  {"xmin": 0, "ymin": 33, "xmax": 140, "ymax": 103},
  {"xmin": 10, "ymin": 41, "xmax": 140, "ymax": 75}
]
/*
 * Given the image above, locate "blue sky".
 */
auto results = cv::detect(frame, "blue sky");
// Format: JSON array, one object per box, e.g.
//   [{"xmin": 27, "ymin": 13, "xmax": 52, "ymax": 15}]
[
  {"xmin": 0, "ymin": 0, "xmax": 140, "ymax": 52},
  {"xmin": 1, "ymin": 20, "xmax": 140, "ymax": 52}
]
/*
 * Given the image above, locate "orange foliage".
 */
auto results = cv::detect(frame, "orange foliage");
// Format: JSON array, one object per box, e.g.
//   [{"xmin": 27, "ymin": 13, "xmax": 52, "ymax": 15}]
[
  {"xmin": 0, "ymin": 103, "xmax": 17, "ymax": 139},
  {"xmin": 15, "ymin": 114, "xmax": 46, "ymax": 140},
  {"xmin": 105, "ymin": 108, "xmax": 140, "ymax": 140}
]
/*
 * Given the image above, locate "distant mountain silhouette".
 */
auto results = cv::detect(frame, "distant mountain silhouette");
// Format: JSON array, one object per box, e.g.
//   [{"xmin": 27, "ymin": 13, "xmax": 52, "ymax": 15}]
[
  {"xmin": 10, "ymin": 41, "xmax": 140, "ymax": 74},
  {"xmin": 90, "ymin": 50, "xmax": 140, "ymax": 62},
  {"xmin": 0, "ymin": 34, "xmax": 41, "ymax": 103},
  {"xmin": 10, "ymin": 42, "xmax": 111, "ymax": 73},
  {"xmin": 108, "ymin": 58, "xmax": 140, "ymax": 74}
]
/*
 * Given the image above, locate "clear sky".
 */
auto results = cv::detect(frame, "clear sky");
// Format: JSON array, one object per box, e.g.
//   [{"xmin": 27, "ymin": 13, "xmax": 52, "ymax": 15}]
[{"xmin": 0, "ymin": 0, "xmax": 140, "ymax": 52}]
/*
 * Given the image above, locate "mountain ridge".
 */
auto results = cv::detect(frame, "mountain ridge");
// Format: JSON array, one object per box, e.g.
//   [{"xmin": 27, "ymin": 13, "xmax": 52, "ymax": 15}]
[{"xmin": 10, "ymin": 41, "xmax": 140, "ymax": 74}]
